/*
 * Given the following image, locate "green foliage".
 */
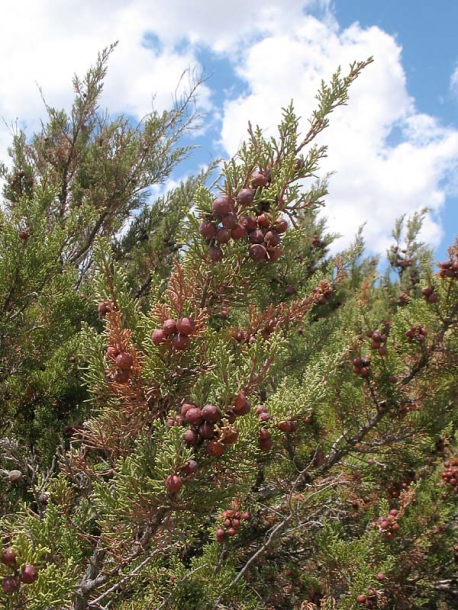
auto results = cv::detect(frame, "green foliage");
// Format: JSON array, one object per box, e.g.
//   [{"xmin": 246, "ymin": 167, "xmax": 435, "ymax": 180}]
[{"xmin": 2, "ymin": 49, "xmax": 458, "ymax": 610}]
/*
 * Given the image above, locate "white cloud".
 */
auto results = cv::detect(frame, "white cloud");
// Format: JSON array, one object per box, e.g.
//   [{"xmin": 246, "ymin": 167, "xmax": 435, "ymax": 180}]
[
  {"xmin": 0, "ymin": 0, "xmax": 212, "ymax": 165},
  {"xmin": 0, "ymin": 0, "xmax": 457, "ymax": 256},
  {"xmin": 217, "ymin": 16, "xmax": 458, "ymax": 254}
]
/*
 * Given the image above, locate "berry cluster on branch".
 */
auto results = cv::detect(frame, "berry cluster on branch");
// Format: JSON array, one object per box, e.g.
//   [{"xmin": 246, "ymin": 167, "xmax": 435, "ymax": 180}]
[{"xmin": 0, "ymin": 548, "xmax": 38, "ymax": 596}]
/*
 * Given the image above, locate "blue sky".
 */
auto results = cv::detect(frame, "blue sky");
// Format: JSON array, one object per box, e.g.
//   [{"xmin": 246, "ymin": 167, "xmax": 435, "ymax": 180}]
[
  {"xmin": 335, "ymin": 0, "xmax": 458, "ymax": 261},
  {"xmin": 0, "ymin": 0, "xmax": 457, "ymax": 262}
]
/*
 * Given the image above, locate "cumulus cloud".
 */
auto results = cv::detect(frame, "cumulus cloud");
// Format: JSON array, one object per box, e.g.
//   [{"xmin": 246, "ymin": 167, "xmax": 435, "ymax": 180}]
[
  {"xmin": 0, "ymin": 0, "xmax": 457, "ymax": 255},
  {"xmin": 0, "ymin": 0, "xmax": 212, "ymax": 164},
  {"xmin": 217, "ymin": 16, "xmax": 458, "ymax": 253}
]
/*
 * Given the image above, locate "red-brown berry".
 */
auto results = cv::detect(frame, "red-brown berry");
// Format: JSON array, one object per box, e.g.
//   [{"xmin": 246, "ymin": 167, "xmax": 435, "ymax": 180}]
[
  {"xmin": 2, "ymin": 575, "xmax": 19, "ymax": 594},
  {"xmin": 251, "ymin": 171, "xmax": 268, "ymax": 188},
  {"xmin": 236, "ymin": 188, "xmax": 255, "ymax": 206},
  {"xmin": 209, "ymin": 244, "xmax": 224, "ymax": 262},
  {"xmin": 115, "ymin": 352, "xmax": 134, "ymax": 371},
  {"xmin": 176, "ymin": 317, "xmax": 195, "ymax": 336},
  {"xmin": 207, "ymin": 440, "xmax": 225, "ymax": 457},
  {"xmin": 201, "ymin": 404, "xmax": 221, "ymax": 423},
  {"xmin": 163, "ymin": 319, "xmax": 177, "ymax": 336},
  {"xmin": 1, "ymin": 548, "xmax": 17, "ymax": 568},
  {"xmin": 20, "ymin": 565, "xmax": 38, "ymax": 585},
  {"xmin": 172, "ymin": 333, "xmax": 191, "ymax": 350},
  {"xmin": 212, "ymin": 196, "xmax": 233, "ymax": 217},
  {"xmin": 199, "ymin": 220, "xmax": 217, "ymax": 240},
  {"xmin": 184, "ymin": 407, "xmax": 204, "ymax": 426},
  {"xmin": 165, "ymin": 474, "xmax": 183, "ymax": 493},
  {"xmin": 152, "ymin": 328, "xmax": 166, "ymax": 346},
  {"xmin": 249, "ymin": 244, "xmax": 268, "ymax": 261}
]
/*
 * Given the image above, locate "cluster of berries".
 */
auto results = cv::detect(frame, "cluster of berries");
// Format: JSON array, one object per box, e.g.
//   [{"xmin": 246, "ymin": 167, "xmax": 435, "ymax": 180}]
[
  {"xmin": 386, "ymin": 474, "xmax": 414, "ymax": 499},
  {"xmin": 374, "ymin": 509, "xmax": 400, "ymax": 540},
  {"xmin": 368, "ymin": 329, "xmax": 388, "ymax": 357},
  {"xmin": 10, "ymin": 169, "xmax": 34, "ymax": 200},
  {"xmin": 310, "ymin": 233, "xmax": 327, "ymax": 251},
  {"xmin": 254, "ymin": 405, "xmax": 299, "ymax": 453},
  {"xmin": 422, "ymin": 286, "xmax": 439, "ymax": 303},
  {"xmin": 165, "ymin": 460, "xmax": 198, "ymax": 494},
  {"xmin": 352, "ymin": 356, "xmax": 371, "ymax": 378},
  {"xmin": 106, "ymin": 345, "xmax": 135, "ymax": 383},
  {"xmin": 438, "ymin": 257, "xmax": 458, "ymax": 279},
  {"xmin": 1, "ymin": 547, "xmax": 38, "ymax": 595},
  {"xmin": 152, "ymin": 317, "xmax": 196, "ymax": 351},
  {"xmin": 167, "ymin": 392, "xmax": 250, "ymax": 461},
  {"xmin": 200, "ymin": 171, "xmax": 288, "ymax": 263},
  {"xmin": 233, "ymin": 318, "xmax": 278, "ymax": 344},
  {"xmin": 441, "ymin": 459, "xmax": 458, "ymax": 493},
  {"xmin": 215, "ymin": 509, "xmax": 251, "ymax": 543},
  {"xmin": 356, "ymin": 584, "xmax": 382, "ymax": 608},
  {"xmin": 405, "ymin": 325, "xmax": 428, "ymax": 343},
  {"xmin": 390, "ymin": 246, "xmax": 413, "ymax": 270}
]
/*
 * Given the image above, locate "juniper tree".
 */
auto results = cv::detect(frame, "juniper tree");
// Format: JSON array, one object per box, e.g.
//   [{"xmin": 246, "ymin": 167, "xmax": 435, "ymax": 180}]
[
  {"xmin": 2, "ymin": 49, "xmax": 458, "ymax": 610},
  {"xmin": 0, "ymin": 44, "xmax": 203, "ymax": 462}
]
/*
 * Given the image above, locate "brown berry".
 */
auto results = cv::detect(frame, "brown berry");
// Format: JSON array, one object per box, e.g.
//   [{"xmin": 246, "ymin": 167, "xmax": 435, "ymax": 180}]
[
  {"xmin": 1, "ymin": 548, "xmax": 17, "ymax": 568},
  {"xmin": 181, "ymin": 460, "xmax": 198, "ymax": 476},
  {"xmin": 165, "ymin": 474, "xmax": 183, "ymax": 493},
  {"xmin": 152, "ymin": 328, "xmax": 166, "ymax": 345},
  {"xmin": 234, "ymin": 391, "xmax": 248, "ymax": 411},
  {"xmin": 212, "ymin": 196, "xmax": 233, "ymax": 217},
  {"xmin": 163, "ymin": 319, "xmax": 177, "ymax": 336},
  {"xmin": 172, "ymin": 334, "xmax": 191, "ymax": 350},
  {"xmin": 222, "ymin": 428, "xmax": 239, "ymax": 444},
  {"xmin": 198, "ymin": 421, "xmax": 216, "ymax": 439},
  {"xmin": 20, "ymin": 565, "xmax": 38, "ymax": 585},
  {"xmin": 106, "ymin": 346, "xmax": 119, "ymax": 360},
  {"xmin": 249, "ymin": 244, "xmax": 268, "ymax": 261},
  {"xmin": 2, "ymin": 575, "xmax": 19, "ymax": 594},
  {"xmin": 221, "ymin": 214, "xmax": 238, "ymax": 229},
  {"xmin": 115, "ymin": 352, "xmax": 134, "ymax": 370},
  {"xmin": 273, "ymin": 217, "xmax": 288, "ymax": 233},
  {"xmin": 258, "ymin": 437, "xmax": 273, "ymax": 453},
  {"xmin": 231, "ymin": 223, "xmax": 247, "ymax": 240},
  {"xmin": 97, "ymin": 301, "xmax": 111, "ymax": 316},
  {"xmin": 236, "ymin": 188, "xmax": 255, "ymax": 206},
  {"xmin": 181, "ymin": 402, "xmax": 197, "ymax": 417},
  {"xmin": 184, "ymin": 407, "xmax": 204, "ymax": 426},
  {"xmin": 207, "ymin": 440, "xmax": 225, "ymax": 457},
  {"xmin": 251, "ymin": 171, "xmax": 268, "ymax": 188},
  {"xmin": 113, "ymin": 368, "xmax": 130, "ymax": 383},
  {"xmin": 201, "ymin": 404, "xmax": 221, "ymax": 423},
  {"xmin": 199, "ymin": 220, "xmax": 217, "ymax": 240},
  {"xmin": 176, "ymin": 317, "xmax": 195, "ymax": 336},
  {"xmin": 209, "ymin": 244, "xmax": 224, "ymax": 262},
  {"xmin": 277, "ymin": 421, "xmax": 293, "ymax": 433},
  {"xmin": 249, "ymin": 229, "xmax": 265, "ymax": 244},
  {"xmin": 183, "ymin": 428, "xmax": 198, "ymax": 445},
  {"xmin": 240, "ymin": 215, "xmax": 257, "ymax": 232},
  {"xmin": 257, "ymin": 213, "xmax": 271, "ymax": 228},
  {"xmin": 216, "ymin": 227, "xmax": 232, "ymax": 243}
]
